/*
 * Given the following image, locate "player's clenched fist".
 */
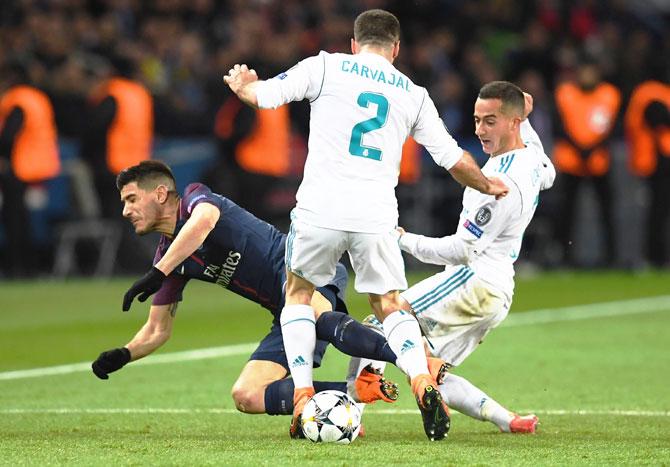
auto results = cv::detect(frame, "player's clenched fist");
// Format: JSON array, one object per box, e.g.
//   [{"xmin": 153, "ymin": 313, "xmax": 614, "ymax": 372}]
[
  {"xmin": 523, "ymin": 92, "xmax": 534, "ymax": 119},
  {"xmin": 92, "ymin": 347, "xmax": 131, "ymax": 380}
]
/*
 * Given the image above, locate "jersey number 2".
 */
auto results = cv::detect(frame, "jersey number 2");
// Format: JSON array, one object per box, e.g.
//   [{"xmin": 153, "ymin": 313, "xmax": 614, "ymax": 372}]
[{"xmin": 348, "ymin": 92, "xmax": 389, "ymax": 161}]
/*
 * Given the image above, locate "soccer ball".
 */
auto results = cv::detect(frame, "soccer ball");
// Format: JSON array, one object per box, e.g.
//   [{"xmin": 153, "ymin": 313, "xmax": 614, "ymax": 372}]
[{"xmin": 301, "ymin": 390, "xmax": 362, "ymax": 444}]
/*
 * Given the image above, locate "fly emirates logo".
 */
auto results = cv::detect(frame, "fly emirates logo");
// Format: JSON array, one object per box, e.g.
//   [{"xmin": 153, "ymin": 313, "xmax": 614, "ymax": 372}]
[{"xmin": 203, "ymin": 251, "xmax": 241, "ymax": 287}]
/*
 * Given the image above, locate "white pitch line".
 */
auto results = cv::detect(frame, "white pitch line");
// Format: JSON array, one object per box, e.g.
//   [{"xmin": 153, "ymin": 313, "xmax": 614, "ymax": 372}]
[
  {"xmin": 0, "ymin": 408, "xmax": 668, "ymax": 417},
  {"xmin": 1, "ymin": 295, "xmax": 668, "ymax": 382},
  {"xmin": 0, "ymin": 343, "xmax": 257, "ymax": 381},
  {"xmin": 366, "ymin": 408, "xmax": 670, "ymax": 417},
  {"xmin": 502, "ymin": 294, "xmax": 670, "ymax": 327}
]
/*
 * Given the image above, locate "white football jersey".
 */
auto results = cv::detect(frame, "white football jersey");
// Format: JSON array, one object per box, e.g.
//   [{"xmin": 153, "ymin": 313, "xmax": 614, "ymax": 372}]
[
  {"xmin": 256, "ymin": 50, "xmax": 463, "ymax": 233},
  {"xmin": 400, "ymin": 120, "xmax": 556, "ymax": 300}
]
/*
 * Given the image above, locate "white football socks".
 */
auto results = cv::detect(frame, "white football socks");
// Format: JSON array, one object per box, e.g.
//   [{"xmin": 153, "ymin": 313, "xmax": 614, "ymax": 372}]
[
  {"xmin": 439, "ymin": 373, "xmax": 514, "ymax": 431},
  {"xmin": 280, "ymin": 304, "xmax": 316, "ymax": 390},
  {"xmin": 382, "ymin": 311, "xmax": 429, "ymax": 380}
]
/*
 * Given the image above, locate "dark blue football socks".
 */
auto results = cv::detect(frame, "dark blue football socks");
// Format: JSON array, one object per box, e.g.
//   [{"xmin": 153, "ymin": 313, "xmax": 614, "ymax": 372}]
[{"xmin": 315, "ymin": 311, "xmax": 396, "ymax": 363}]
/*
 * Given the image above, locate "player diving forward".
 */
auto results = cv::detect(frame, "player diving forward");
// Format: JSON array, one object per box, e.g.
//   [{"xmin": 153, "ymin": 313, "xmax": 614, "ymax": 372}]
[
  {"xmin": 350, "ymin": 81, "xmax": 556, "ymax": 433},
  {"xmin": 91, "ymin": 160, "xmax": 405, "ymax": 416}
]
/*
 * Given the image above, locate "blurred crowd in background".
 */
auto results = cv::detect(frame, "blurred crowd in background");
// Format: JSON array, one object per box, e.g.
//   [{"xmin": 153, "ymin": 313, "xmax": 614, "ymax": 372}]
[{"xmin": 0, "ymin": 0, "xmax": 668, "ymax": 278}]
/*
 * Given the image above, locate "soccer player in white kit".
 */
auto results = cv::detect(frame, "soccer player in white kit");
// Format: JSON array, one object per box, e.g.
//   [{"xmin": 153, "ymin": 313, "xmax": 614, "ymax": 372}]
[
  {"xmin": 223, "ymin": 9, "xmax": 509, "ymax": 441},
  {"xmin": 352, "ymin": 81, "xmax": 555, "ymax": 434}
]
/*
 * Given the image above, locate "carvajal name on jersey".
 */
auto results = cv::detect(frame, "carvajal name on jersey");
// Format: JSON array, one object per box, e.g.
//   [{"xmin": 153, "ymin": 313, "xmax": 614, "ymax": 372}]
[{"xmin": 341, "ymin": 60, "xmax": 410, "ymax": 91}]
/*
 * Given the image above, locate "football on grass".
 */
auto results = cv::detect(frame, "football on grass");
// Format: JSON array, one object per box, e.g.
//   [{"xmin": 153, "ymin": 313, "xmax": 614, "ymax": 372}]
[{"xmin": 301, "ymin": 390, "xmax": 362, "ymax": 444}]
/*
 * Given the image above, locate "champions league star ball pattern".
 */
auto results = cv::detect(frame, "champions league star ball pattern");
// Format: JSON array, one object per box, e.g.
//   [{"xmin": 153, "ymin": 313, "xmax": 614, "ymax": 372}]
[{"xmin": 301, "ymin": 390, "xmax": 362, "ymax": 444}]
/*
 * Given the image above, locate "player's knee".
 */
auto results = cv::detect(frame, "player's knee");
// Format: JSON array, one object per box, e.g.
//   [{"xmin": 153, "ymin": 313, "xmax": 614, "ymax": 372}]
[
  {"xmin": 479, "ymin": 295, "xmax": 508, "ymax": 325},
  {"xmin": 489, "ymin": 306, "xmax": 509, "ymax": 327},
  {"xmin": 231, "ymin": 383, "xmax": 264, "ymax": 414}
]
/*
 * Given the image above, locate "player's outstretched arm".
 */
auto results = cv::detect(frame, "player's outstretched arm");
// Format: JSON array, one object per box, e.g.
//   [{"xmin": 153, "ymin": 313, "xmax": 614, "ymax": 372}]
[
  {"xmin": 125, "ymin": 303, "xmax": 177, "ymax": 360},
  {"xmin": 397, "ymin": 227, "xmax": 473, "ymax": 266},
  {"xmin": 92, "ymin": 303, "xmax": 177, "ymax": 380},
  {"xmin": 224, "ymin": 64, "xmax": 261, "ymax": 108},
  {"xmin": 448, "ymin": 151, "xmax": 509, "ymax": 200}
]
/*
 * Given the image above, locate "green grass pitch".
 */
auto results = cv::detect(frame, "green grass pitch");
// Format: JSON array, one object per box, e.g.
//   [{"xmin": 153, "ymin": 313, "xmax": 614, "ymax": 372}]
[{"xmin": 1, "ymin": 270, "xmax": 669, "ymax": 465}]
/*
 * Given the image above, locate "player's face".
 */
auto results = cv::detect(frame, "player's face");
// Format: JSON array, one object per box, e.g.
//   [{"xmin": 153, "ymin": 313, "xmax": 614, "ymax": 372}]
[
  {"xmin": 473, "ymin": 98, "xmax": 516, "ymax": 156},
  {"xmin": 120, "ymin": 182, "xmax": 161, "ymax": 235}
]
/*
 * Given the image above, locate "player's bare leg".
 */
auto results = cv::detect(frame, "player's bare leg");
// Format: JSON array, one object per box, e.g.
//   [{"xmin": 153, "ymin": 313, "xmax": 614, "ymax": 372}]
[{"xmin": 231, "ymin": 360, "xmax": 288, "ymax": 413}]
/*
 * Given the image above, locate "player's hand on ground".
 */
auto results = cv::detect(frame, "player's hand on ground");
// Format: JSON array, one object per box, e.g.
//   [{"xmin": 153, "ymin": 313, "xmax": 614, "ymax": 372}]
[
  {"xmin": 92, "ymin": 347, "xmax": 131, "ymax": 380},
  {"xmin": 122, "ymin": 267, "xmax": 166, "ymax": 311},
  {"xmin": 223, "ymin": 64, "xmax": 258, "ymax": 94},
  {"xmin": 523, "ymin": 92, "xmax": 533, "ymax": 119},
  {"xmin": 487, "ymin": 176, "xmax": 509, "ymax": 200}
]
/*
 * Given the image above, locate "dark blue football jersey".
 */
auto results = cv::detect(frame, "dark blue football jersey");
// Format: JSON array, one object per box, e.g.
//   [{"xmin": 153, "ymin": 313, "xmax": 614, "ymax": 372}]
[{"xmin": 152, "ymin": 183, "xmax": 287, "ymax": 312}]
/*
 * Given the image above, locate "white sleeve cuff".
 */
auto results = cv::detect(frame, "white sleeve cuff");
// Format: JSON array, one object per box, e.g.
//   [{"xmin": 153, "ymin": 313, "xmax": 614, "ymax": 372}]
[
  {"xmin": 439, "ymin": 147, "xmax": 464, "ymax": 171},
  {"xmin": 255, "ymin": 80, "xmax": 282, "ymax": 109}
]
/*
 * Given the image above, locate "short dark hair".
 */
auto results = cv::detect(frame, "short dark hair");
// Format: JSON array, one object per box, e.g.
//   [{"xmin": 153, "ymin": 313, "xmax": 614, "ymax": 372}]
[
  {"xmin": 354, "ymin": 9, "xmax": 400, "ymax": 48},
  {"xmin": 478, "ymin": 81, "xmax": 525, "ymax": 117},
  {"xmin": 116, "ymin": 160, "xmax": 176, "ymax": 192}
]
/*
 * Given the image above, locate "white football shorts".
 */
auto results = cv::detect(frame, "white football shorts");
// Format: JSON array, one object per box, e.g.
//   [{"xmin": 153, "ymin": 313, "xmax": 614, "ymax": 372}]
[
  {"xmin": 400, "ymin": 265, "xmax": 510, "ymax": 366},
  {"xmin": 285, "ymin": 218, "xmax": 407, "ymax": 294}
]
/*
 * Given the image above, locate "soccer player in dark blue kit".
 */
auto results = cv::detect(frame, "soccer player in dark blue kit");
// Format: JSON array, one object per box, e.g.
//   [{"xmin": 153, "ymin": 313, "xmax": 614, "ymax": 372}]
[{"xmin": 91, "ymin": 160, "xmax": 401, "ymax": 417}]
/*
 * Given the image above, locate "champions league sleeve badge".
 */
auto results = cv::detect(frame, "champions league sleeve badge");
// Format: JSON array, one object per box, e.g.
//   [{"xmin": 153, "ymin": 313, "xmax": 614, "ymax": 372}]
[{"xmin": 474, "ymin": 207, "xmax": 492, "ymax": 226}]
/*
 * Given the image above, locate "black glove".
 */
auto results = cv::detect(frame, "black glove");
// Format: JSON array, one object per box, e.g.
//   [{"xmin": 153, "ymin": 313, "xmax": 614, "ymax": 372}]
[
  {"xmin": 122, "ymin": 267, "xmax": 166, "ymax": 311},
  {"xmin": 92, "ymin": 347, "xmax": 131, "ymax": 380}
]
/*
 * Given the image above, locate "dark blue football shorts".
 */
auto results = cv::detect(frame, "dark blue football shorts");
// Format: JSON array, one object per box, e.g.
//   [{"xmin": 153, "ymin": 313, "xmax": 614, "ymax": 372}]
[{"xmin": 248, "ymin": 262, "xmax": 349, "ymax": 370}]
